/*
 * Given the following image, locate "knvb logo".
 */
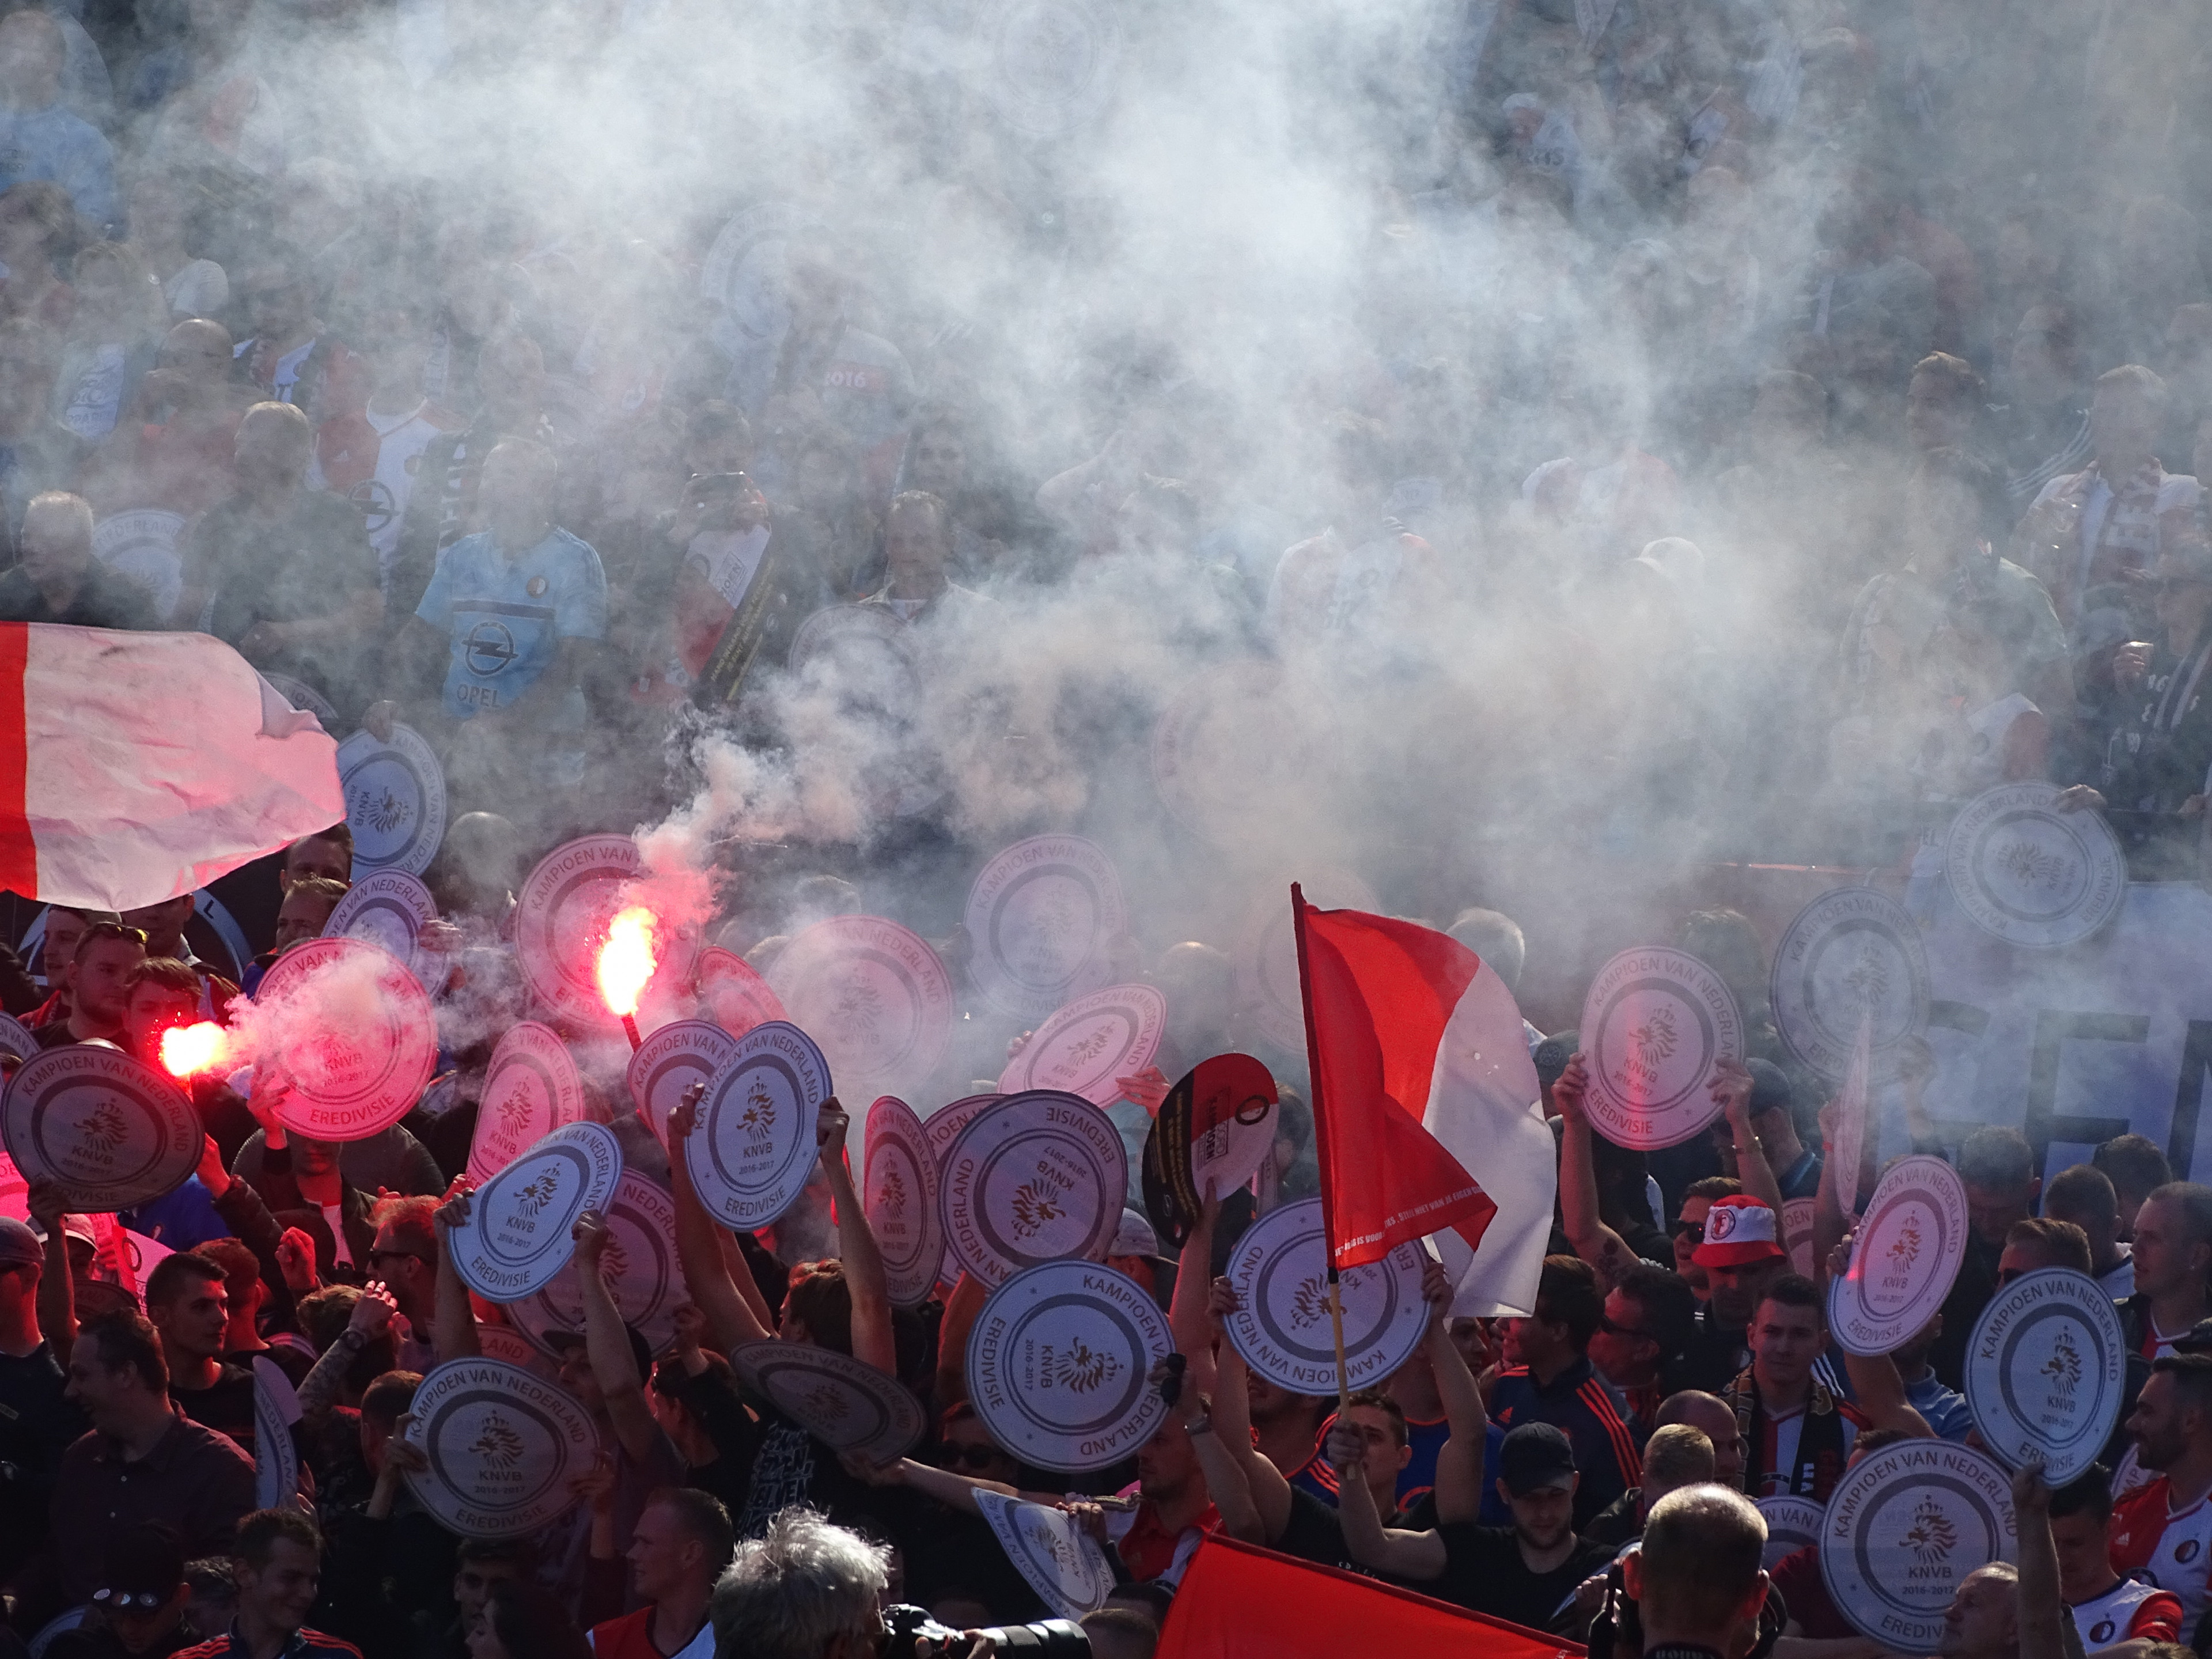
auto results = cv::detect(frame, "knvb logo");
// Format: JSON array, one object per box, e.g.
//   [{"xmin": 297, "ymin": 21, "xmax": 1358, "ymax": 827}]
[
  {"xmin": 801, "ymin": 1384, "xmax": 850, "ymax": 1424},
  {"xmin": 876, "ymin": 1166, "xmax": 907, "ymax": 1219},
  {"xmin": 1887, "ymin": 1222, "xmax": 1923, "ymax": 1271},
  {"xmin": 1051, "ymin": 1339, "xmax": 1120, "ymax": 1394},
  {"xmin": 1616, "ymin": 1005, "xmax": 1679, "ymax": 1091},
  {"xmin": 1289, "ymin": 1274, "xmax": 1330, "ymax": 1331},
  {"xmin": 468, "ymin": 1414, "xmax": 525, "ymax": 1469},
  {"xmin": 831, "ymin": 979, "xmax": 884, "ymax": 1043},
  {"xmin": 497, "ymin": 1086, "xmax": 534, "ymax": 1133},
  {"xmin": 1010, "ymin": 1168, "xmax": 1071, "ymax": 1240},
  {"xmin": 2041, "ymin": 1328, "xmax": 2083, "ymax": 1398},
  {"xmin": 1843, "ymin": 943, "xmax": 1890, "ymax": 1008},
  {"xmin": 738, "ymin": 1078, "xmax": 777, "ymax": 1138},
  {"xmin": 1025, "ymin": 1518, "xmax": 1081, "ymax": 1576},
  {"xmin": 1902, "ymin": 1496, "xmax": 1957, "ymax": 1564},
  {"xmin": 1996, "ymin": 839, "xmax": 2067, "ymax": 893},
  {"xmin": 78, "ymin": 1102, "xmax": 127, "ymax": 1154},
  {"xmin": 353, "ymin": 786, "xmax": 414, "ymax": 836},
  {"xmin": 513, "ymin": 1171, "xmax": 560, "ymax": 1217}
]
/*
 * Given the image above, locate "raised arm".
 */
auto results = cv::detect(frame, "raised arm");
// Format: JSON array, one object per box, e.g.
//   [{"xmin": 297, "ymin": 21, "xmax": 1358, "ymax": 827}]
[
  {"xmin": 1169, "ymin": 1187, "xmax": 1224, "ymax": 1400},
  {"xmin": 431, "ymin": 1186, "xmax": 482, "ymax": 1361},
  {"xmin": 1811, "ymin": 1098, "xmax": 1851, "ymax": 1288},
  {"xmin": 934, "ymin": 1272, "xmax": 988, "ymax": 1406},
  {"xmin": 1554, "ymin": 1056, "xmax": 1641, "ymax": 1291},
  {"xmin": 572, "ymin": 1210, "xmax": 660, "ymax": 1460},
  {"xmin": 1331, "ymin": 1420, "xmax": 1448, "ymax": 1580},
  {"xmin": 1712, "ymin": 1060, "xmax": 1785, "ymax": 1219},
  {"xmin": 666, "ymin": 1085, "xmax": 772, "ymax": 1352},
  {"xmin": 814, "ymin": 1101, "xmax": 894, "ymax": 1374},
  {"xmin": 2013, "ymin": 1457, "xmax": 2073, "ymax": 1659},
  {"xmin": 1205, "ymin": 1277, "xmax": 1295, "ymax": 1545},
  {"xmin": 297, "ymin": 1283, "xmax": 396, "ymax": 1429},
  {"xmin": 1421, "ymin": 1259, "xmax": 1491, "ymax": 1524},
  {"xmin": 1156, "ymin": 1355, "xmax": 1264, "ymax": 1544},
  {"xmin": 840, "ymin": 1451, "xmax": 1022, "ymax": 1517},
  {"xmin": 26, "ymin": 1179, "xmax": 74, "ymax": 1354}
]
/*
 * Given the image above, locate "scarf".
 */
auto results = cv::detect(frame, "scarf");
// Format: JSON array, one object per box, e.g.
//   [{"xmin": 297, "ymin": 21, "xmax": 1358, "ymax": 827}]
[{"xmin": 1726, "ymin": 1365, "xmax": 1850, "ymax": 1501}]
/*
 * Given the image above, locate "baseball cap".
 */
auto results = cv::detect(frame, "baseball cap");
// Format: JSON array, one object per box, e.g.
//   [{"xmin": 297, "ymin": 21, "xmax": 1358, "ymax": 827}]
[
  {"xmin": 93, "ymin": 1522, "xmax": 185, "ymax": 1608},
  {"xmin": 1692, "ymin": 1195, "xmax": 1786, "ymax": 1268},
  {"xmin": 541, "ymin": 1322, "xmax": 654, "ymax": 1381},
  {"xmin": 1109, "ymin": 1209, "xmax": 1162, "ymax": 1260},
  {"xmin": 1498, "ymin": 1422, "xmax": 1577, "ymax": 1494},
  {"xmin": 1533, "ymin": 1030, "xmax": 1578, "ymax": 1088},
  {"xmin": 0, "ymin": 1217, "xmax": 40, "ymax": 1268}
]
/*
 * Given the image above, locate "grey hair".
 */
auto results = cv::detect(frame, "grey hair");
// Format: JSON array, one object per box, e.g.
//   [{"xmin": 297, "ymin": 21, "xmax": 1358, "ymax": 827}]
[{"xmin": 710, "ymin": 1508, "xmax": 889, "ymax": 1659}]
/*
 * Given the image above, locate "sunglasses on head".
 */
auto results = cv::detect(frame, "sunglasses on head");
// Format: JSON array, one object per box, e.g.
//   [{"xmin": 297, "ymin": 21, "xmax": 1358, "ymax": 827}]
[
  {"xmin": 82, "ymin": 923, "xmax": 147, "ymax": 948},
  {"xmin": 93, "ymin": 1589, "xmax": 167, "ymax": 1611}
]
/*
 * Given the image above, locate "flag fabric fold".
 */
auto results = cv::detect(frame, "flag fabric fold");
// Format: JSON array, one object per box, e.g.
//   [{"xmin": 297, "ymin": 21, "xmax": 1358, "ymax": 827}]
[
  {"xmin": 0, "ymin": 626, "xmax": 344, "ymax": 911},
  {"xmin": 1155, "ymin": 1535, "xmax": 1582, "ymax": 1659},
  {"xmin": 1293, "ymin": 887, "xmax": 1551, "ymax": 1315}
]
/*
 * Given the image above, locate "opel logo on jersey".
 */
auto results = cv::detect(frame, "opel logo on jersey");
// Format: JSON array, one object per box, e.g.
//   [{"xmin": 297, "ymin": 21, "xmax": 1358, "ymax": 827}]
[
  {"xmin": 347, "ymin": 478, "xmax": 400, "ymax": 532},
  {"xmin": 527, "ymin": 575, "xmax": 548, "ymax": 597},
  {"xmin": 2092, "ymin": 1623, "xmax": 2116, "ymax": 1643},
  {"xmin": 2176, "ymin": 1539, "xmax": 2201, "ymax": 1564},
  {"xmin": 464, "ymin": 621, "xmax": 519, "ymax": 675}
]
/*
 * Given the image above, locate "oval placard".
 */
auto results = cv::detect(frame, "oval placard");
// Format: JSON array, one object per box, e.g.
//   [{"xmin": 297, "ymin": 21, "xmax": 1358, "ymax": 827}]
[
  {"xmin": 940, "ymin": 1091, "xmax": 1128, "ymax": 1287},
  {"xmin": 1223, "ymin": 1198, "xmax": 1429, "ymax": 1395},
  {"xmin": 0, "ymin": 1013, "xmax": 39, "ymax": 1062},
  {"xmin": 1783, "ymin": 1196, "xmax": 1818, "ymax": 1279},
  {"xmin": 337, "ymin": 722, "xmax": 447, "ymax": 878},
  {"xmin": 685, "ymin": 1020, "xmax": 827, "ymax": 1229},
  {"xmin": 1963, "ymin": 1267, "xmax": 2126, "ymax": 1486},
  {"xmin": 1820, "ymin": 1440, "xmax": 2016, "ymax": 1649},
  {"xmin": 1944, "ymin": 782, "xmax": 2127, "ymax": 949},
  {"xmin": 974, "ymin": 1489, "xmax": 1117, "ymax": 1621},
  {"xmin": 965, "ymin": 835, "xmax": 1126, "ymax": 1020},
  {"xmin": 1, "ymin": 1044, "xmax": 201, "ymax": 1210},
  {"xmin": 1772, "ymin": 886, "xmax": 1930, "ymax": 1084},
  {"xmin": 729, "ymin": 1339, "xmax": 925, "ymax": 1463},
  {"xmin": 325, "ymin": 869, "xmax": 441, "ymax": 987},
  {"xmin": 511, "ymin": 1169, "xmax": 685, "ymax": 1354},
  {"xmin": 468, "ymin": 1024, "xmax": 585, "ymax": 1185},
  {"xmin": 255, "ymin": 937, "xmax": 439, "ymax": 1142},
  {"xmin": 997, "ymin": 983, "xmax": 1166, "ymax": 1107},
  {"xmin": 516, "ymin": 835, "xmax": 647, "ymax": 1028},
  {"xmin": 1142, "ymin": 1054, "xmax": 1279, "ymax": 1248},
  {"xmin": 766, "ymin": 916, "xmax": 953, "ymax": 1100},
  {"xmin": 966, "ymin": 1260, "xmax": 1171, "ymax": 1471},
  {"xmin": 627, "ymin": 1019, "xmax": 738, "ymax": 1146},
  {"xmin": 452, "ymin": 1122, "xmax": 624, "ymax": 1302},
  {"xmin": 1578, "ymin": 946, "xmax": 1743, "ymax": 1149},
  {"xmin": 694, "ymin": 946, "xmax": 787, "ymax": 1036},
  {"xmin": 1756, "ymin": 1495, "xmax": 1822, "ymax": 1570},
  {"xmin": 1829, "ymin": 1155, "xmax": 1970, "ymax": 1357},
  {"xmin": 865, "ymin": 1095, "xmax": 944, "ymax": 1307},
  {"xmin": 403, "ymin": 1357, "xmax": 599, "ymax": 1537}
]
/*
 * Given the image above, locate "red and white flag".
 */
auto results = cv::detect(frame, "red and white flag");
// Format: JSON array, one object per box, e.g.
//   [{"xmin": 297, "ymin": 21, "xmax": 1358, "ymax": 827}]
[
  {"xmin": 1156, "ymin": 1535, "xmax": 1577, "ymax": 1659},
  {"xmin": 0, "ymin": 626, "xmax": 344, "ymax": 911},
  {"xmin": 1293, "ymin": 888, "xmax": 1552, "ymax": 1315}
]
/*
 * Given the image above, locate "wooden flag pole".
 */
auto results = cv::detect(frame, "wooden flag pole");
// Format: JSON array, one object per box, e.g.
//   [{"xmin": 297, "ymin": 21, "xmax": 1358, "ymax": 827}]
[{"xmin": 1290, "ymin": 882, "xmax": 1355, "ymax": 1417}]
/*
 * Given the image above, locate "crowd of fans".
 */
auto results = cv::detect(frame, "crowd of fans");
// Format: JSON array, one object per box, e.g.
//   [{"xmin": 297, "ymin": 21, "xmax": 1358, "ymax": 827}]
[{"xmin": 0, "ymin": 0, "xmax": 2207, "ymax": 1653}]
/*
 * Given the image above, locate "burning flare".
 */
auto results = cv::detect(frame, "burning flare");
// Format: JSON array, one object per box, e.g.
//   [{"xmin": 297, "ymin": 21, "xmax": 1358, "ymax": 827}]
[
  {"xmin": 597, "ymin": 907, "xmax": 659, "ymax": 1019},
  {"xmin": 161, "ymin": 1022, "xmax": 229, "ymax": 1078}
]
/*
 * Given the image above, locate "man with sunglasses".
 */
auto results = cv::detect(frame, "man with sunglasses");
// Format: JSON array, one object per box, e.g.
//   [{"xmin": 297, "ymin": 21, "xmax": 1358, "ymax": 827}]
[{"xmin": 35, "ymin": 920, "xmax": 144, "ymax": 1049}]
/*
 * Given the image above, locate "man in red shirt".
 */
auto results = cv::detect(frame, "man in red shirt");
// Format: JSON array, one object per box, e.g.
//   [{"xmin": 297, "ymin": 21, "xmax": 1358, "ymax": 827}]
[
  {"xmin": 2049, "ymin": 1464, "xmax": 2184, "ymax": 1650},
  {"xmin": 589, "ymin": 1488, "xmax": 730, "ymax": 1659},
  {"xmin": 2109, "ymin": 1355, "xmax": 2212, "ymax": 1636},
  {"xmin": 1109, "ymin": 1414, "xmax": 1221, "ymax": 1583}
]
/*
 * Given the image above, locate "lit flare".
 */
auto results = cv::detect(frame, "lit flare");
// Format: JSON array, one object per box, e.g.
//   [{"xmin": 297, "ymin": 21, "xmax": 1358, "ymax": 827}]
[
  {"xmin": 597, "ymin": 907, "xmax": 659, "ymax": 1020},
  {"xmin": 161, "ymin": 1021, "xmax": 229, "ymax": 1078}
]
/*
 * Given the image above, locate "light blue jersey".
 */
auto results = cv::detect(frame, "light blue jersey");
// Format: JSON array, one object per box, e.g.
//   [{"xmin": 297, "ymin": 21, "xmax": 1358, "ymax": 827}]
[{"xmin": 416, "ymin": 527, "xmax": 607, "ymax": 721}]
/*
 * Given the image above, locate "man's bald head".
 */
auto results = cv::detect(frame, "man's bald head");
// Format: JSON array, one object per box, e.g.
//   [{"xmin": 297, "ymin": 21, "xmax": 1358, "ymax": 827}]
[{"xmin": 1627, "ymin": 1484, "xmax": 1768, "ymax": 1646}]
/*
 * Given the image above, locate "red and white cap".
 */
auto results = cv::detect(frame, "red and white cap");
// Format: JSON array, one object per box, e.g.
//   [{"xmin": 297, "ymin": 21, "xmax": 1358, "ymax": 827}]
[{"xmin": 1692, "ymin": 1194, "xmax": 1786, "ymax": 1267}]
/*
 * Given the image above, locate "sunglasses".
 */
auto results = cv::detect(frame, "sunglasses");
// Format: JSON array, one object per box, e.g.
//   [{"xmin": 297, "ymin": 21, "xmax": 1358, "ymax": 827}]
[
  {"xmin": 1596, "ymin": 1312, "xmax": 1652, "ymax": 1342},
  {"xmin": 82, "ymin": 923, "xmax": 148, "ymax": 947},
  {"xmin": 366, "ymin": 1248, "xmax": 426, "ymax": 1268},
  {"xmin": 937, "ymin": 1444, "xmax": 1006, "ymax": 1471}
]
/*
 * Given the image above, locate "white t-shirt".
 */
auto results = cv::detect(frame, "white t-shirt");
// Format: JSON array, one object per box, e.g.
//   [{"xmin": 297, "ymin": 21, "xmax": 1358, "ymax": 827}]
[{"xmin": 2099, "ymin": 1247, "xmax": 2135, "ymax": 1301}]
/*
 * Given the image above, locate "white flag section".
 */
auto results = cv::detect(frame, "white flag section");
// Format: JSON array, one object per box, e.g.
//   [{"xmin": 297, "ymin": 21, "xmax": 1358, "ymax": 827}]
[
  {"xmin": 1903, "ymin": 878, "xmax": 2212, "ymax": 1183},
  {"xmin": 973, "ymin": 1489, "xmax": 1116, "ymax": 1622},
  {"xmin": 1, "ymin": 627, "xmax": 343, "ymax": 911},
  {"xmin": 252, "ymin": 1354, "xmax": 304, "ymax": 1510},
  {"xmin": 1422, "ymin": 958, "xmax": 1552, "ymax": 1318}
]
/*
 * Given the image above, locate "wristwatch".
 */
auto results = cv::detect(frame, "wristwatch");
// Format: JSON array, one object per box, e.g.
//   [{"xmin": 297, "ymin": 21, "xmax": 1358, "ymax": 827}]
[{"xmin": 1185, "ymin": 1413, "xmax": 1213, "ymax": 1437}]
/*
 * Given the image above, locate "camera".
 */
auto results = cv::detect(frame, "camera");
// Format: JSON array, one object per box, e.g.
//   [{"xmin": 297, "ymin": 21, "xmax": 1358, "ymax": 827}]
[{"xmin": 882, "ymin": 1604, "xmax": 1090, "ymax": 1658}]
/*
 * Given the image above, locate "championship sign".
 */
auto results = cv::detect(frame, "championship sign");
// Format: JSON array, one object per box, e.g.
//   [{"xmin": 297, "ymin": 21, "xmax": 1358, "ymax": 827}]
[
  {"xmin": 1577, "ymin": 947, "xmax": 1743, "ymax": 1149},
  {"xmin": 997, "ymin": 983, "xmax": 1165, "ymax": 1107},
  {"xmin": 403, "ymin": 1358, "xmax": 599, "ymax": 1537},
  {"xmin": 965, "ymin": 835, "xmax": 1126, "ymax": 1019},
  {"xmin": 1756, "ymin": 1495, "xmax": 1821, "ymax": 1570},
  {"xmin": 1944, "ymin": 782, "xmax": 2127, "ymax": 949},
  {"xmin": 1771, "ymin": 886, "xmax": 1930, "ymax": 1084},
  {"xmin": 468, "ymin": 1024, "xmax": 585, "ymax": 1184},
  {"xmin": 252, "ymin": 1355, "xmax": 301, "ymax": 1510},
  {"xmin": 865, "ymin": 1096, "xmax": 944, "ymax": 1306},
  {"xmin": 1236, "ymin": 869, "xmax": 1378, "ymax": 1052},
  {"xmin": 694, "ymin": 946, "xmax": 787, "ymax": 1036},
  {"xmin": 1783, "ymin": 1197, "xmax": 1818, "ymax": 1279},
  {"xmin": 1142, "ymin": 1054, "xmax": 1279, "ymax": 1248},
  {"xmin": 336, "ymin": 723, "xmax": 446, "ymax": 878},
  {"xmin": 1820, "ymin": 1440, "xmax": 2016, "ymax": 1649},
  {"xmin": 983, "ymin": 0, "xmax": 1122, "ymax": 140},
  {"xmin": 940, "ymin": 1091, "xmax": 1128, "ymax": 1286},
  {"xmin": 974, "ymin": 1490, "xmax": 1116, "ymax": 1622},
  {"xmin": 1222, "ymin": 1198, "xmax": 1429, "ymax": 1393},
  {"xmin": 685, "ymin": 1021, "xmax": 827, "ymax": 1229},
  {"xmin": 516, "ymin": 836, "xmax": 662, "ymax": 1029},
  {"xmin": 254, "ymin": 937, "xmax": 439, "ymax": 1142},
  {"xmin": 510, "ymin": 1169, "xmax": 685, "ymax": 1353},
  {"xmin": 925, "ymin": 1093, "xmax": 1002, "ymax": 1158},
  {"xmin": 1829, "ymin": 1156, "xmax": 1969, "ymax": 1357},
  {"xmin": 450, "ymin": 1122, "xmax": 623, "ymax": 1302},
  {"xmin": 325, "ymin": 870, "xmax": 441, "ymax": 988},
  {"xmin": 966, "ymin": 1260, "xmax": 1171, "ymax": 1470},
  {"xmin": 766, "ymin": 916, "xmax": 953, "ymax": 1099},
  {"xmin": 2, "ymin": 1046, "xmax": 200, "ymax": 1210},
  {"xmin": 627, "ymin": 1020, "xmax": 738, "ymax": 1146},
  {"xmin": 729, "ymin": 1340, "xmax": 925, "ymax": 1463},
  {"xmin": 1963, "ymin": 1268, "xmax": 2126, "ymax": 1484},
  {"xmin": 0, "ymin": 1013, "xmax": 39, "ymax": 1062}
]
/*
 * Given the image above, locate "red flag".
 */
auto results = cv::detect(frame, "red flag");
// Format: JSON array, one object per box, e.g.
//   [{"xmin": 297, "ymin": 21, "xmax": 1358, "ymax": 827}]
[
  {"xmin": 1294, "ymin": 887, "xmax": 1498, "ymax": 1269},
  {"xmin": 1157, "ymin": 1536, "xmax": 1582, "ymax": 1659},
  {"xmin": 0, "ymin": 627, "xmax": 343, "ymax": 910}
]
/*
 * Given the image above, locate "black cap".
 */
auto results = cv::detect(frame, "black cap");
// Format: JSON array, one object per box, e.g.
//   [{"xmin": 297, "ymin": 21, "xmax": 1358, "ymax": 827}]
[
  {"xmin": 1498, "ymin": 1422, "xmax": 1577, "ymax": 1494},
  {"xmin": 541, "ymin": 1322, "xmax": 654, "ymax": 1381},
  {"xmin": 1534, "ymin": 1031, "xmax": 1578, "ymax": 1088},
  {"xmin": 1745, "ymin": 1058, "xmax": 1793, "ymax": 1115},
  {"xmin": 94, "ymin": 1524, "xmax": 184, "ymax": 1606}
]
